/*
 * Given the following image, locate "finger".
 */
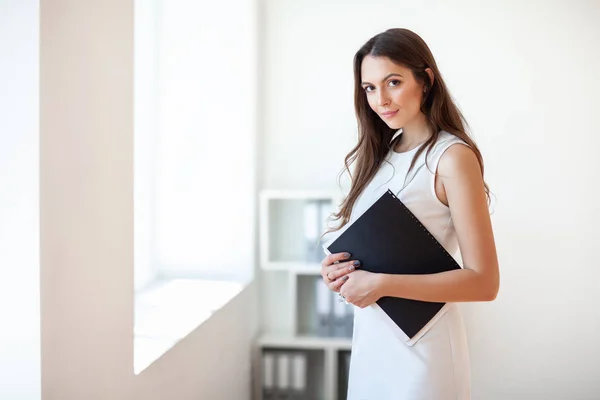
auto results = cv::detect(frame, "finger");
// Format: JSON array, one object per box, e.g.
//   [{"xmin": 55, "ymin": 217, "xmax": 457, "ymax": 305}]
[
  {"xmin": 329, "ymin": 275, "xmax": 349, "ymax": 292},
  {"xmin": 328, "ymin": 260, "xmax": 361, "ymax": 281},
  {"xmin": 322, "ymin": 271, "xmax": 334, "ymax": 286},
  {"xmin": 327, "ymin": 282, "xmax": 338, "ymax": 292},
  {"xmin": 325, "ymin": 259, "xmax": 360, "ymax": 278},
  {"xmin": 323, "ymin": 260, "xmax": 359, "ymax": 284},
  {"xmin": 321, "ymin": 252, "xmax": 351, "ymax": 268}
]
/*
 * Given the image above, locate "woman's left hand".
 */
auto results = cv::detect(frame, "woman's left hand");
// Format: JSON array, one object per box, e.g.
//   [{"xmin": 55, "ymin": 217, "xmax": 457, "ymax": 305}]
[{"xmin": 339, "ymin": 270, "xmax": 383, "ymax": 309}]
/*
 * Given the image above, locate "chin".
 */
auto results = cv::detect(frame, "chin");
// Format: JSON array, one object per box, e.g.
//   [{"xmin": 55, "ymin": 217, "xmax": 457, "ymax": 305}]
[{"xmin": 384, "ymin": 120, "xmax": 403, "ymax": 130}]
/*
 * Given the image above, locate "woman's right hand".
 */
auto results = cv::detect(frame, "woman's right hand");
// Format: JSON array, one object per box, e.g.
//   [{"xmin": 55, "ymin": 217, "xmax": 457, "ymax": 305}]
[{"xmin": 321, "ymin": 252, "xmax": 361, "ymax": 293}]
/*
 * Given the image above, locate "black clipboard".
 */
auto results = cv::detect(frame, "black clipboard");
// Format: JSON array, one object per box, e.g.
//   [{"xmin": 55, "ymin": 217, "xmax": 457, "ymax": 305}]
[{"xmin": 322, "ymin": 189, "xmax": 461, "ymax": 344}]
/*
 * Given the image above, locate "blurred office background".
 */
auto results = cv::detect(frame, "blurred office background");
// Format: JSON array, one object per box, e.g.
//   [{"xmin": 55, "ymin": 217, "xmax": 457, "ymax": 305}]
[{"xmin": 1, "ymin": 0, "xmax": 599, "ymax": 399}]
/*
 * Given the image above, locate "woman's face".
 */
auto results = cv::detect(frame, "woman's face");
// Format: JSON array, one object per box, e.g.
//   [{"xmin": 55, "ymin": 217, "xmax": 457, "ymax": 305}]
[{"xmin": 360, "ymin": 55, "xmax": 428, "ymax": 130}]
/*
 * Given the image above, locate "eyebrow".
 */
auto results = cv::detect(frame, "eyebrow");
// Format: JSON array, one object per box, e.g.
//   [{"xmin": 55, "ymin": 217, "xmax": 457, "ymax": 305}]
[{"xmin": 361, "ymin": 73, "xmax": 403, "ymax": 86}]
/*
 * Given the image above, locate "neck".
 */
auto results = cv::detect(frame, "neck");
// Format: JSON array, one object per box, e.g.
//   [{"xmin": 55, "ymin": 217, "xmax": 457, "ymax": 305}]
[{"xmin": 395, "ymin": 113, "xmax": 433, "ymax": 151}]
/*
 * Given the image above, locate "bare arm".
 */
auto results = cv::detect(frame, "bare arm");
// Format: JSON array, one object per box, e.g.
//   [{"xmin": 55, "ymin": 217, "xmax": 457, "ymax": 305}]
[{"xmin": 376, "ymin": 144, "xmax": 500, "ymax": 303}]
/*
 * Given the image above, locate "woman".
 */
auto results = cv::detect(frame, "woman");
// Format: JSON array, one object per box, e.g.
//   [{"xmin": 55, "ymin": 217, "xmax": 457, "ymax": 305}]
[{"xmin": 320, "ymin": 28, "xmax": 500, "ymax": 400}]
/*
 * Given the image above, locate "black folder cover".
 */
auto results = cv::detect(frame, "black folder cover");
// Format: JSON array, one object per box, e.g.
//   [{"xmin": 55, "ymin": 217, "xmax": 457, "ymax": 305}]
[{"xmin": 324, "ymin": 189, "xmax": 461, "ymax": 340}]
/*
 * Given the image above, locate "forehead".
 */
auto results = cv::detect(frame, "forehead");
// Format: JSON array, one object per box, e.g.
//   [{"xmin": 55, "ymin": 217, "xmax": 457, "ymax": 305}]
[{"xmin": 361, "ymin": 55, "xmax": 411, "ymax": 82}]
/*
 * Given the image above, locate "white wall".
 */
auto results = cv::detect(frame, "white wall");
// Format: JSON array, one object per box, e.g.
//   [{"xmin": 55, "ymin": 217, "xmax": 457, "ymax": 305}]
[
  {"xmin": 40, "ymin": 1, "xmax": 258, "ymax": 399},
  {"xmin": 0, "ymin": 1, "xmax": 41, "ymax": 399},
  {"xmin": 260, "ymin": 0, "xmax": 600, "ymax": 398}
]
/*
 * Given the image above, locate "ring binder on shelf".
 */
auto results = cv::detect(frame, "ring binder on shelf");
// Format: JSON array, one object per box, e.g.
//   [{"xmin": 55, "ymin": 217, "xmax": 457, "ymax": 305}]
[
  {"xmin": 291, "ymin": 352, "xmax": 308, "ymax": 400},
  {"xmin": 276, "ymin": 353, "xmax": 291, "ymax": 399},
  {"xmin": 262, "ymin": 351, "xmax": 276, "ymax": 400},
  {"xmin": 315, "ymin": 278, "xmax": 333, "ymax": 337}
]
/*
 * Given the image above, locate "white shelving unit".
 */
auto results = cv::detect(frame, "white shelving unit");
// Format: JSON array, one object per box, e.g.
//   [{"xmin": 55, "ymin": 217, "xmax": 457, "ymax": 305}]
[{"xmin": 254, "ymin": 190, "xmax": 353, "ymax": 400}]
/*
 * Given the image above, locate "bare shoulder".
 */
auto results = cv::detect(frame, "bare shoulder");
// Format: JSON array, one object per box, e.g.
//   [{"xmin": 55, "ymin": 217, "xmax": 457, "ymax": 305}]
[
  {"xmin": 436, "ymin": 141, "xmax": 487, "ymax": 214},
  {"xmin": 437, "ymin": 142, "xmax": 481, "ymax": 180}
]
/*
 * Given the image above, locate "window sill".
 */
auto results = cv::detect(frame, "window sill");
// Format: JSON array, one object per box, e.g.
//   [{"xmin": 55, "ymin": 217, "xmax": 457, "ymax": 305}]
[{"xmin": 133, "ymin": 278, "xmax": 246, "ymax": 374}]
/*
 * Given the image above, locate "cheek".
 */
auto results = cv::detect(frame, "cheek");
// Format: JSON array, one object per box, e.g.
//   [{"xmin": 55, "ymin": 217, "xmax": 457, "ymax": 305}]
[
  {"xmin": 394, "ymin": 88, "xmax": 421, "ymax": 111},
  {"xmin": 366, "ymin": 95, "xmax": 377, "ymax": 111}
]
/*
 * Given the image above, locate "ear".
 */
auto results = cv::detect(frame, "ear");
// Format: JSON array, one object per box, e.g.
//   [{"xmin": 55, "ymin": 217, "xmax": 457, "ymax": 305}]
[{"xmin": 424, "ymin": 67, "xmax": 435, "ymax": 90}]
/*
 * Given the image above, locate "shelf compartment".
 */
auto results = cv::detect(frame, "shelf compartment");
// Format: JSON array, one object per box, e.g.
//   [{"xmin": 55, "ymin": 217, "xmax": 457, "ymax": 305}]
[
  {"xmin": 260, "ymin": 347, "xmax": 325, "ymax": 400},
  {"xmin": 296, "ymin": 274, "xmax": 354, "ymax": 339},
  {"xmin": 259, "ymin": 190, "xmax": 338, "ymax": 271}
]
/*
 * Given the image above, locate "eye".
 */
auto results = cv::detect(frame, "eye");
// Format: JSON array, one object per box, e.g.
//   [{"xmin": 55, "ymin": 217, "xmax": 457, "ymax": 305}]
[
  {"xmin": 389, "ymin": 79, "xmax": 401, "ymax": 87},
  {"xmin": 363, "ymin": 85, "xmax": 375, "ymax": 93}
]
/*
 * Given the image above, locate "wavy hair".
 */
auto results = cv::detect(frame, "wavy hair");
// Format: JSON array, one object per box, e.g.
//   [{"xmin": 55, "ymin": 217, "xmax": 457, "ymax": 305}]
[{"xmin": 327, "ymin": 28, "xmax": 491, "ymax": 234}]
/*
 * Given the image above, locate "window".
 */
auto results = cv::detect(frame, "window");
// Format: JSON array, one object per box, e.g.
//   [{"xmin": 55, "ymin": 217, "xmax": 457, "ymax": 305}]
[{"xmin": 133, "ymin": 0, "xmax": 258, "ymax": 373}]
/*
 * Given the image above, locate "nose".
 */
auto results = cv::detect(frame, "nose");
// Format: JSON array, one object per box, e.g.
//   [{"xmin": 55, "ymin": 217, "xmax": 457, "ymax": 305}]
[{"xmin": 377, "ymin": 90, "xmax": 390, "ymax": 107}]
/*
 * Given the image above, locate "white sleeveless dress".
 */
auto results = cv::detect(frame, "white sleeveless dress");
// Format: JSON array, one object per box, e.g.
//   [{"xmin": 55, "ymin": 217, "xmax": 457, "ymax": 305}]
[{"xmin": 342, "ymin": 130, "xmax": 471, "ymax": 400}]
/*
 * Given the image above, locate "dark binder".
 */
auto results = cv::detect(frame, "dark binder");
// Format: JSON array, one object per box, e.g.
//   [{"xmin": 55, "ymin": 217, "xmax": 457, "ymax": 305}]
[{"xmin": 323, "ymin": 189, "xmax": 462, "ymax": 342}]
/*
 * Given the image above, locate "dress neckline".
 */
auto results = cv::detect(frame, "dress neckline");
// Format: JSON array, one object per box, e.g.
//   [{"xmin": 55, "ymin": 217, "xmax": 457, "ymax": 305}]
[{"xmin": 390, "ymin": 138, "xmax": 427, "ymax": 158}]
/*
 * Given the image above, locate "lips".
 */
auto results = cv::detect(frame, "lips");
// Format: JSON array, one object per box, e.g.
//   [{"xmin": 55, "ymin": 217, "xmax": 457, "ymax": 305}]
[{"xmin": 381, "ymin": 110, "xmax": 399, "ymax": 118}]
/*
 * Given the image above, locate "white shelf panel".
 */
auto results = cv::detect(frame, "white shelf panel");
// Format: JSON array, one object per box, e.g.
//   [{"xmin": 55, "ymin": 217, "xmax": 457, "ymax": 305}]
[
  {"xmin": 259, "ymin": 333, "xmax": 352, "ymax": 351},
  {"xmin": 292, "ymin": 265, "xmax": 323, "ymax": 275},
  {"xmin": 261, "ymin": 261, "xmax": 322, "ymax": 273}
]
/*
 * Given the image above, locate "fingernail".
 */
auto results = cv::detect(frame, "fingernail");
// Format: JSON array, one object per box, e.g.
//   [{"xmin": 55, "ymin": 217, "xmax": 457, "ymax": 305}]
[
  {"xmin": 348, "ymin": 265, "xmax": 355, "ymax": 271},
  {"xmin": 353, "ymin": 260, "xmax": 361, "ymax": 267},
  {"xmin": 343, "ymin": 252, "xmax": 351, "ymax": 259},
  {"xmin": 343, "ymin": 276, "xmax": 349, "ymax": 280}
]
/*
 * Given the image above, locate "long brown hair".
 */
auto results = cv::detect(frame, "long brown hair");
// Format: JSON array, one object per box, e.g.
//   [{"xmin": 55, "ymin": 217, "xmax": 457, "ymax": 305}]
[{"xmin": 327, "ymin": 28, "xmax": 490, "ymax": 234}]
